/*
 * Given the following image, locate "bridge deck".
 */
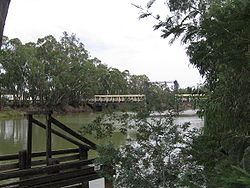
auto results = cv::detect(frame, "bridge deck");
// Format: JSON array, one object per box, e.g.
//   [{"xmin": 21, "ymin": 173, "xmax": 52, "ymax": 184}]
[{"xmin": 89, "ymin": 94, "xmax": 146, "ymax": 103}]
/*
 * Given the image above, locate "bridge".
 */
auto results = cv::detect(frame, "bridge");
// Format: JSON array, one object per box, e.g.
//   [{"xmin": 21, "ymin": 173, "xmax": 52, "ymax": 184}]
[
  {"xmin": 89, "ymin": 94, "xmax": 204, "ymax": 104},
  {"xmin": 88, "ymin": 94, "xmax": 146, "ymax": 104},
  {"xmin": 175, "ymin": 94, "xmax": 205, "ymax": 102}
]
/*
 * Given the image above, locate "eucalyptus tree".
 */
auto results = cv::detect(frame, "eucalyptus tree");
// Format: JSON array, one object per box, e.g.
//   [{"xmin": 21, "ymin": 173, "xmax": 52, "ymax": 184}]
[
  {"xmin": 18, "ymin": 42, "xmax": 46, "ymax": 105},
  {"xmin": 0, "ymin": 37, "xmax": 28, "ymax": 105},
  {"xmin": 94, "ymin": 63, "xmax": 111, "ymax": 94},
  {"xmin": 36, "ymin": 34, "xmax": 66, "ymax": 105},
  {"xmin": 35, "ymin": 32, "xmax": 97, "ymax": 106},
  {"xmin": 57, "ymin": 32, "xmax": 96, "ymax": 105},
  {"xmin": 128, "ymin": 74, "xmax": 149, "ymax": 94},
  {"xmin": 135, "ymin": 0, "xmax": 250, "ymax": 186},
  {"xmin": 1, "ymin": 33, "xmax": 144, "ymax": 107},
  {"xmin": 136, "ymin": 0, "xmax": 250, "ymax": 131},
  {"xmin": 108, "ymin": 68, "xmax": 128, "ymax": 94}
]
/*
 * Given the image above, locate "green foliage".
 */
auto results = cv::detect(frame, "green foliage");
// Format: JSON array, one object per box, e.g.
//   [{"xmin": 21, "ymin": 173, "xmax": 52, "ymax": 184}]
[
  {"xmin": 128, "ymin": 74, "xmax": 149, "ymax": 94},
  {"xmin": 80, "ymin": 101, "xmax": 205, "ymax": 187},
  {"xmin": 80, "ymin": 113, "xmax": 119, "ymax": 139},
  {"xmin": 137, "ymin": 0, "xmax": 250, "ymax": 132},
  {"xmin": 134, "ymin": 0, "xmax": 250, "ymax": 187},
  {"xmin": 94, "ymin": 144, "xmax": 119, "ymax": 181},
  {"xmin": 220, "ymin": 166, "xmax": 250, "ymax": 187},
  {"xmin": 145, "ymin": 83, "xmax": 177, "ymax": 112},
  {"xmin": 2, "ymin": 33, "xmax": 181, "ymax": 110},
  {"xmin": 187, "ymin": 0, "xmax": 250, "ymax": 134},
  {"xmin": 0, "ymin": 33, "xmax": 152, "ymax": 108}
]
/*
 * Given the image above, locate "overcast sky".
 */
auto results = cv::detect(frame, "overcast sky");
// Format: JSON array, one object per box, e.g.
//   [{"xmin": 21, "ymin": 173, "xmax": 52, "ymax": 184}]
[{"xmin": 4, "ymin": 0, "xmax": 204, "ymax": 88}]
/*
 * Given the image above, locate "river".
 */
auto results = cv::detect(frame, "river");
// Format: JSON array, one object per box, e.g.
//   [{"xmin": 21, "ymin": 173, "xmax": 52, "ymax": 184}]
[{"xmin": 0, "ymin": 110, "xmax": 203, "ymax": 156}]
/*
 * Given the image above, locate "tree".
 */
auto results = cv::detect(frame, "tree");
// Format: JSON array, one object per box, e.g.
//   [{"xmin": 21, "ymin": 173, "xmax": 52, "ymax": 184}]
[
  {"xmin": 80, "ymin": 99, "xmax": 204, "ymax": 188},
  {"xmin": 35, "ymin": 33, "xmax": 98, "ymax": 106},
  {"xmin": 128, "ymin": 74, "xmax": 149, "ymax": 94},
  {"xmin": 0, "ymin": 33, "xmax": 153, "ymax": 108},
  {"xmin": 135, "ymin": 0, "xmax": 250, "ymax": 186},
  {"xmin": 0, "ymin": 37, "xmax": 28, "ymax": 106},
  {"xmin": 0, "ymin": 33, "xmax": 96, "ymax": 106}
]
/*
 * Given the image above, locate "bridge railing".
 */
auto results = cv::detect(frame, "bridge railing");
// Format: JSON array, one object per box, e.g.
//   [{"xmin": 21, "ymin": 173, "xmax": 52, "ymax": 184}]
[
  {"xmin": 175, "ymin": 94, "xmax": 205, "ymax": 102},
  {"xmin": 0, "ymin": 111, "xmax": 100, "ymax": 188},
  {"xmin": 89, "ymin": 94, "xmax": 146, "ymax": 104}
]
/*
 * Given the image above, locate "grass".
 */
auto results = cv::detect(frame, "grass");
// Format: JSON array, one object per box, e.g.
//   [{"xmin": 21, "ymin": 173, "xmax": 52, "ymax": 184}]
[{"xmin": 0, "ymin": 108, "xmax": 24, "ymax": 120}]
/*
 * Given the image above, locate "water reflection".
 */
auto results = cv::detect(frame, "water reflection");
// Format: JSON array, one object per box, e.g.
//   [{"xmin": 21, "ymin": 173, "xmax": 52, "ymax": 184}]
[
  {"xmin": 176, "ymin": 109, "xmax": 204, "ymax": 129},
  {"xmin": 1, "ymin": 119, "xmax": 24, "ymax": 141},
  {"xmin": 0, "ymin": 119, "xmax": 27, "ymax": 154}
]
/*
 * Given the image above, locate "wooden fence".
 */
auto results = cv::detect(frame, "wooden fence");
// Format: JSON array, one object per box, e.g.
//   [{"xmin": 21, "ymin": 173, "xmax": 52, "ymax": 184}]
[{"xmin": 0, "ymin": 111, "xmax": 101, "ymax": 188}]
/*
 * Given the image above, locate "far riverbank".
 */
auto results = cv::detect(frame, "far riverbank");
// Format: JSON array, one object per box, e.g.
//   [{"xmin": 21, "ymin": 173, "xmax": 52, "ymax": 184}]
[
  {"xmin": 0, "ymin": 105, "xmax": 93, "ymax": 120},
  {"xmin": 0, "ymin": 104, "xmax": 197, "ymax": 120}
]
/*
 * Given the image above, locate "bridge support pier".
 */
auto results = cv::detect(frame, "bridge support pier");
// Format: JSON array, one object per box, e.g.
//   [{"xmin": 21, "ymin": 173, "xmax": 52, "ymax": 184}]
[{"xmin": 86, "ymin": 103, "xmax": 103, "ymax": 112}]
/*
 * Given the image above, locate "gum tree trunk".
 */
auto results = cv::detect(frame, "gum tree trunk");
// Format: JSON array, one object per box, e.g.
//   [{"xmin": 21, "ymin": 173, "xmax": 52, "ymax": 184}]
[{"xmin": 0, "ymin": 0, "xmax": 11, "ymax": 48}]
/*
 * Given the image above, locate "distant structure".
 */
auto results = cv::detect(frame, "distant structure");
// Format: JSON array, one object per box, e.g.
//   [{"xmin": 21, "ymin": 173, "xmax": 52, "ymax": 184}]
[
  {"xmin": 88, "ymin": 94, "xmax": 146, "ymax": 104},
  {"xmin": 175, "ymin": 94, "xmax": 205, "ymax": 103},
  {"xmin": 86, "ymin": 94, "xmax": 145, "ymax": 111}
]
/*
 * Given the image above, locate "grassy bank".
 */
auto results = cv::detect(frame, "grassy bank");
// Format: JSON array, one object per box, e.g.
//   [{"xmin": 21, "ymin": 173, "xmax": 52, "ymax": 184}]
[
  {"xmin": 0, "ymin": 105, "xmax": 92, "ymax": 120},
  {"xmin": 0, "ymin": 108, "xmax": 24, "ymax": 119}
]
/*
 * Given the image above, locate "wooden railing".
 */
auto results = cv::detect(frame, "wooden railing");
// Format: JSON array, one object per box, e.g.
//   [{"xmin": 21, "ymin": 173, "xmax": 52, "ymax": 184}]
[{"xmin": 0, "ymin": 111, "xmax": 100, "ymax": 187}]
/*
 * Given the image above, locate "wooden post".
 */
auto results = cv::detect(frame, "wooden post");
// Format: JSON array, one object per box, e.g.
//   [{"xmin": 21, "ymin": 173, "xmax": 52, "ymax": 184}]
[
  {"xmin": 79, "ymin": 147, "xmax": 88, "ymax": 160},
  {"xmin": 105, "ymin": 180, "xmax": 114, "ymax": 188},
  {"xmin": 19, "ymin": 150, "xmax": 28, "ymax": 186},
  {"xmin": 19, "ymin": 150, "xmax": 28, "ymax": 170},
  {"xmin": 46, "ymin": 112, "xmax": 52, "ymax": 165},
  {"xmin": 48, "ymin": 158, "xmax": 60, "ymax": 174},
  {"xmin": 27, "ymin": 114, "xmax": 32, "ymax": 168},
  {"xmin": 77, "ymin": 147, "xmax": 88, "ymax": 188}
]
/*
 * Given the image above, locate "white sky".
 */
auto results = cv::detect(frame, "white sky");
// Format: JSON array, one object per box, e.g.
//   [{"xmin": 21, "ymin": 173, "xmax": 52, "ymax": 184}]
[{"xmin": 3, "ymin": 0, "xmax": 204, "ymax": 88}]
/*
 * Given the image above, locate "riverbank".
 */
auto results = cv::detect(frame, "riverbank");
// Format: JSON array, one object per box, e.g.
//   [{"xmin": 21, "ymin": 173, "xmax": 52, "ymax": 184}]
[
  {"xmin": 0, "ymin": 104, "xmax": 198, "ymax": 120},
  {"xmin": 0, "ymin": 105, "xmax": 93, "ymax": 119},
  {"xmin": 0, "ymin": 108, "xmax": 24, "ymax": 119}
]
